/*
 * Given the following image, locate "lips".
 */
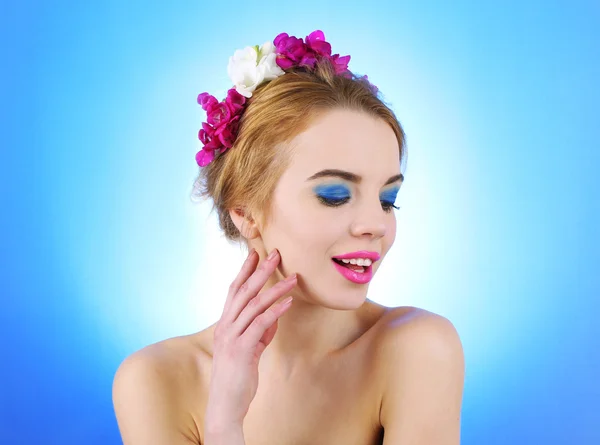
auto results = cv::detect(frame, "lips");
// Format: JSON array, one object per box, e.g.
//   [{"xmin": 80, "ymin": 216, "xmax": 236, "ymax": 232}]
[
  {"xmin": 331, "ymin": 250, "xmax": 381, "ymax": 262},
  {"xmin": 330, "ymin": 250, "xmax": 381, "ymax": 284},
  {"xmin": 331, "ymin": 258, "xmax": 375, "ymax": 284}
]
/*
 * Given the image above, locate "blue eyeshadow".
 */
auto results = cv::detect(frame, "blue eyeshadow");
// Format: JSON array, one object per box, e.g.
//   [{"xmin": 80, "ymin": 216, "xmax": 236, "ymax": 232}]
[
  {"xmin": 314, "ymin": 184, "xmax": 351, "ymax": 199},
  {"xmin": 380, "ymin": 187, "xmax": 400, "ymax": 202}
]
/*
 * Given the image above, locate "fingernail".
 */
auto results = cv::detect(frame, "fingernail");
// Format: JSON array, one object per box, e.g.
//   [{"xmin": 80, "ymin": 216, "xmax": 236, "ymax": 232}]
[
  {"xmin": 248, "ymin": 248, "xmax": 256, "ymax": 258},
  {"xmin": 285, "ymin": 273, "xmax": 297, "ymax": 282},
  {"xmin": 267, "ymin": 249, "xmax": 278, "ymax": 260},
  {"xmin": 282, "ymin": 296, "xmax": 293, "ymax": 306}
]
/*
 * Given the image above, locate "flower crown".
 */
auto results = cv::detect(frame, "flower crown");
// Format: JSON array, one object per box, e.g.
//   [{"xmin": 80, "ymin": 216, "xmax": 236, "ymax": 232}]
[{"xmin": 195, "ymin": 30, "xmax": 375, "ymax": 167}]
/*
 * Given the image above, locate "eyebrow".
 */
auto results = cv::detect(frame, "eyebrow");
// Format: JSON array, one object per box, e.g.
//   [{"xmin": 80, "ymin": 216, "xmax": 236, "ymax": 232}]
[{"xmin": 306, "ymin": 169, "xmax": 404, "ymax": 186}]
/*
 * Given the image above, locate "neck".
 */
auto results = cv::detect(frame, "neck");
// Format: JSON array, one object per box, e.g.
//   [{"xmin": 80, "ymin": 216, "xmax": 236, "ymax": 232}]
[{"xmin": 259, "ymin": 294, "xmax": 381, "ymax": 379}]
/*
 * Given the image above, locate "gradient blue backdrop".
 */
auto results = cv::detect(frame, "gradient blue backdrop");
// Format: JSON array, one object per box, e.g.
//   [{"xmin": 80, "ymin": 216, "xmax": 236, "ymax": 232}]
[{"xmin": 2, "ymin": 1, "xmax": 599, "ymax": 444}]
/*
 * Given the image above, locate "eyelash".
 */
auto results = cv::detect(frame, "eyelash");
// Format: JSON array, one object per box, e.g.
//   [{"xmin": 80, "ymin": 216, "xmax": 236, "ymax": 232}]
[{"xmin": 317, "ymin": 196, "xmax": 400, "ymax": 213}]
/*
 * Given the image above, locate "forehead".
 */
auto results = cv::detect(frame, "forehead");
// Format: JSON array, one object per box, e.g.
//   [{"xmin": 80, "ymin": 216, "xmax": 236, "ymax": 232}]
[{"xmin": 286, "ymin": 108, "xmax": 400, "ymax": 180}]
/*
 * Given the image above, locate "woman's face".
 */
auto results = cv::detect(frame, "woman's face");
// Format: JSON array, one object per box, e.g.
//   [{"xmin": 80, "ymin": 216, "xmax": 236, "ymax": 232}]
[{"xmin": 258, "ymin": 108, "xmax": 403, "ymax": 309}]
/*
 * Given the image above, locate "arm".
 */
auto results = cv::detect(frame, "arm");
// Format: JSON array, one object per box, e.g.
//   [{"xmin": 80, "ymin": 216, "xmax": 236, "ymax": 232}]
[
  {"xmin": 379, "ymin": 310, "xmax": 465, "ymax": 445},
  {"xmin": 112, "ymin": 351, "xmax": 201, "ymax": 445}
]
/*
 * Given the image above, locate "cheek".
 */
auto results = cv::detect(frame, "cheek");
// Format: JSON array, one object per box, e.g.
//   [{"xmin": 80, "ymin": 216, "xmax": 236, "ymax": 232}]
[
  {"xmin": 285, "ymin": 212, "xmax": 341, "ymax": 250},
  {"xmin": 275, "ymin": 196, "xmax": 341, "ymax": 237},
  {"xmin": 263, "ymin": 200, "xmax": 325, "ymax": 255},
  {"xmin": 384, "ymin": 216, "xmax": 397, "ymax": 251},
  {"xmin": 269, "ymin": 206, "xmax": 341, "ymax": 263}
]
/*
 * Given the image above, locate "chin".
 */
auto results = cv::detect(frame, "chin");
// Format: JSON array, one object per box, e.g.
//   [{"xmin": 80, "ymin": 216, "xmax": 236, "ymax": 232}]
[{"xmin": 313, "ymin": 287, "xmax": 370, "ymax": 310}]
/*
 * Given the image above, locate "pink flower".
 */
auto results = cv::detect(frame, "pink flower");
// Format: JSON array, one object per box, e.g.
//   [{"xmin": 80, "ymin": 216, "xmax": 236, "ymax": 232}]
[
  {"xmin": 274, "ymin": 33, "xmax": 308, "ymax": 68},
  {"xmin": 305, "ymin": 30, "xmax": 331, "ymax": 57},
  {"xmin": 214, "ymin": 115, "xmax": 240, "ymax": 149},
  {"xmin": 227, "ymin": 114, "xmax": 241, "ymax": 136},
  {"xmin": 198, "ymin": 122, "xmax": 221, "ymax": 151},
  {"xmin": 206, "ymin": 102, "xmax": 232, "ymax": 128},
  {"xmin": 198, "ymin": 123, "xmax": 212, "ymax": 145},
  {"xmin": 196, "ymin": 90, "xmax": 245, "ymax": 166},
  {"xmin": 273, "ymin": 32, "xmax": 290, "ymax": 49},
  {"xmin": 197, "ymin": 92, "xmax": 218, "ymax": 111},
  {"xmin": 225, "ymin": 88, "xmax": 246, "ymax": 114},
  {"xmin": 275, "ymin": 55, "xmax": 295, "ymax": 70},
  {"xmin": 195, "ymin": 148, "xmax": 215, "ymax": 167},
  {"xmin": 196, "ymin": 30, "xmax": 365, "ymax": 167},
  {"xmin": 299, "ymin": 52, "xmax": 318, "ymax": 69},
  {"xmin": 274, "ymin": 31, "xmax": 349, "ymax": 74},
  {"xmin": 329, "ymin": 54, "xmax": 351, "ymax": 74}
]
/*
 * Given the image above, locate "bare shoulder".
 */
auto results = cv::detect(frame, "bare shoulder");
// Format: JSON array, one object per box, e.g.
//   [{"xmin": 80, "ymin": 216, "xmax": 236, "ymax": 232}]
[
  {"xmin": 112, "ymin": 331, "xmax": 214, "ymax": 445},
  {"xmin": 374, "ymin": 306, "xmax": 465, "ymax": 443},
  {"xmin": 377, "ymin": 306, "xmax": 463, "ymax": 353},
  {"xmin": 374, "ymin": 306, "xmax": 464, "ymax": 375}
]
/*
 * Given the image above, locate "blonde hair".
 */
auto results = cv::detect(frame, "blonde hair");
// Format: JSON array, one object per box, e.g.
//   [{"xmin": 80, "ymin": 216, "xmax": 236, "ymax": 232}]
[{"xmin": 190, "ymin": 59, "xmax": 407, "ymax": 249}]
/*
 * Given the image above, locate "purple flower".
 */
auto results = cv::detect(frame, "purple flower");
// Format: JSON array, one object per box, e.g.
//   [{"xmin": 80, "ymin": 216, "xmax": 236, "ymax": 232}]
[
  {"xmin": 299, "ymin": 52, "xmax": 317, "ymax": 69},
  {"xmin": 196, "ymin": 30, "xmax": 363, "ymax": 168},
  {"xmin": 197, "ymin": 92, "xmax": 218, "ymax": 111},
  {"xmin": 275, "ymin": 56, "xmax": 295, "ymax": 70},
  {"xmin": 273, "ymin": 32, "xmax": 289, "ymax": 48},
  {"xmin": 198, "ymin": 122, "xmax": 221, "ymax": 151},
  {"xmin": 305, "ymin": 30, "xmax": 331, "ymax": 57},
  {"xmin": 273, "ymin": 31, "xmax": 347, "ymax": 73},
  {"xmin": 329, "ymin": 54, "xmax": 351, "ymax": 74},
  {"xmin": 206, "ymin": 102, "xmax": 232, "ymax": 128},
  {"xmin": 198, "ymin": 122, "xmax": 212, "ymax": 145},
  {"xmin": 214, "ymin": 115, "xmax": 240, "ymax": 149},
  {"xmin": 274, "ymin": 33, "xmax": 308, "ymax": 68},
  {"xmin": 196, "ymin": 148, "xmax": 215, "ymax": 167},
  {"xmin": 227, "ymin": 114, "xmax": 241, "ymax": 136},
  {"xmin": 225, "ymin": 88, "xmax": 246, "ymax": 114}
]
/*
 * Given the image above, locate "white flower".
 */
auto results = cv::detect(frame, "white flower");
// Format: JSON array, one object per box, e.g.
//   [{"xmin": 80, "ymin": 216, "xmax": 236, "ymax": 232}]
[{"xmin": 227, "ymin": 41, "xmax": 285, "ymax": 98}]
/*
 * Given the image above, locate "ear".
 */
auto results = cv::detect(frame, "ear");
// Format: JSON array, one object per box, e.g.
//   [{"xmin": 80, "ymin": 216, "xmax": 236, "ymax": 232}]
[{"xmin": 229, "ymin": 207, "xmax": 261, "ymax": 240}]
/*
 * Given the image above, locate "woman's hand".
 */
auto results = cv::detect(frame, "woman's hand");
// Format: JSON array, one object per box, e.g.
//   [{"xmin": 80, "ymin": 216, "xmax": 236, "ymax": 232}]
[{"xmin": 204, "ymin": 248, "xmax": 297, "ymax": 436}]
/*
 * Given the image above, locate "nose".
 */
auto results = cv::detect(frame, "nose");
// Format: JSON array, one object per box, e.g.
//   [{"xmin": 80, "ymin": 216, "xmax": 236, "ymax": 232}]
[{"xmin": 349, "ymin": 198, "xmax": 388, "ymax": 239}]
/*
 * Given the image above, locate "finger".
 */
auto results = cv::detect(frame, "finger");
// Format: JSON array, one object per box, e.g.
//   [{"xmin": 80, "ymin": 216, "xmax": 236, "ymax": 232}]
[
  {"xmin": 240, "ymin": 296, "xmax": 294, "ymax": 351},
  {"xmin": 227, "ymin": 249, "xmax": 281, "ymax": 324},
  {"xmin": 255, "ymin": 320, "xmax": 278, "ymax": 360},
  {"xmin": 256, "ymin": 318, "xmax": 279, "ymax": 356},
  {"xmin": 261, "ymin": 319, "xmax": 278, "ymax": 348},
  {"xmin": 221, "ymin": 249, "xmax": 259, "ymax": 322},
  {"xmin": 232, "ymin": 274, "xmax": 297, "ymax": 337}
]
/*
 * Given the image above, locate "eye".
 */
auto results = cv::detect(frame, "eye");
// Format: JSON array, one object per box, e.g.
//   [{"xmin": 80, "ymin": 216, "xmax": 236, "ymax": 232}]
[
  {"xmin": 317, "ymin": 196, "xmax": 350, "ymax": 207},
  {"xmin": 381, "ymin": 201, "xmax": 401, "ymax": 213},
  {"xmin": 318, "ymin": 196, "xmax": 401, "ymax": 212},
  {"xmin": 314, "ymin": 184, "xmax": 351, "ymax": 207},
  {"xmin": 380, "ymin": 187, "xmax": 401, "ymax": 213}
]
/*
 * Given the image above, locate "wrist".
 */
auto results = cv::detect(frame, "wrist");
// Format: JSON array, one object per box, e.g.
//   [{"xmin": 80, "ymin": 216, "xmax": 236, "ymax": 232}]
[{"xmin": 204, "ymin": 422, "xmax": 245, "ymax": 445}]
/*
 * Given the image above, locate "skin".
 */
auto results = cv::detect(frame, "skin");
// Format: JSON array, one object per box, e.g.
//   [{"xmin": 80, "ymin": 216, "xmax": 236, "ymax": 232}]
[
  {"xmin": 112, "ymin": 108, "xmax": 465, "ymax": 445},
  {"xmin": 233, "ymin": 107, "xmax": 403, "ymax": 375}
]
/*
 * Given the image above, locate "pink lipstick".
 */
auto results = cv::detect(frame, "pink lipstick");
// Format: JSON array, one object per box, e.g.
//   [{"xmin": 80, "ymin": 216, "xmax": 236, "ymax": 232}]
[
  {"xmin": 331, "ymin": 251, "xmax": 380, "ymax": 284},
  {"xmin": 332, "ymin": 251, "xmax": 381, "ymax": 262}
]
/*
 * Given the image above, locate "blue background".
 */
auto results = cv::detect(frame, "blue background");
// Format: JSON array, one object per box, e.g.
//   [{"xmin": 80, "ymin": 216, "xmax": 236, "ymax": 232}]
[{"xmin": 2, "ymin": 1, "xmax": 599, "ymax": 444}]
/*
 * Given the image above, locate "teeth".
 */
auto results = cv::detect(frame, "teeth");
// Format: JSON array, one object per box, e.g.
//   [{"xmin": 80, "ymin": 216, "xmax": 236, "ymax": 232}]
[{"xmin": 340, "ymin": 258, "xmax": 372, "ymax": 266}]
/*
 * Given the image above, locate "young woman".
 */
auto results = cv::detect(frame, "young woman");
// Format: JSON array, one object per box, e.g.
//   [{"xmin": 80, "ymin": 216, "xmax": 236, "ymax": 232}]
[{"xmin": 112, "ymin": 30, "xmax": 465, "ymax": 445}]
